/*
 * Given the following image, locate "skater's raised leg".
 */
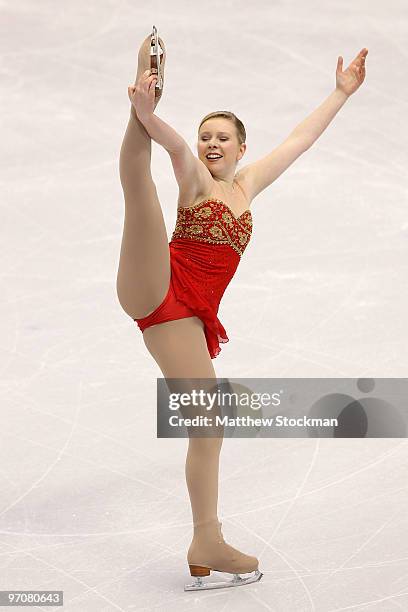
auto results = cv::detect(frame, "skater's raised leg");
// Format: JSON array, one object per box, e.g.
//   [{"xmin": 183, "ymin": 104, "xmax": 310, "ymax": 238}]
[{"xmin": 116, "ymin": 31, "xmax": 170, "ymax": 320}]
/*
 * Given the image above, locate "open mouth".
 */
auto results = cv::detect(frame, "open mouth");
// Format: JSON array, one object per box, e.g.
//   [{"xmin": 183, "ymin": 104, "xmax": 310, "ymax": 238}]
[{"xmin": 206, "ymin": 154, "xmax": 223, "ymax": 162}]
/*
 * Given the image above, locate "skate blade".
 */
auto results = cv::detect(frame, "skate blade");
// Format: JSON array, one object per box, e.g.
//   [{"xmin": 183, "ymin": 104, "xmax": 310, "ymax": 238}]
[
  {"xmin": 184, "ymin": 569, "xmax": 263, "ymax": 591},
  {"xmin": 150, "ymin": 24, "xmax": 163, "ymax": 91}
]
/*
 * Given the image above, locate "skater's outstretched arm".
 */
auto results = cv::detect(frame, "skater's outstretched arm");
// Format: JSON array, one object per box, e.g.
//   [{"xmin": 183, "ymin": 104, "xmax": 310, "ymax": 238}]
[{"xmin": 240, "ymin": 48, "xmax": 368, "ymax": 201}]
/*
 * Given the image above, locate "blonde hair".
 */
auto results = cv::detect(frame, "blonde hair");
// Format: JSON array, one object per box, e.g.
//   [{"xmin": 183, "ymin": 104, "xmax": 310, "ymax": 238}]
[{"xmin": 198, "ymin": 111, "xmax": 246, "ymax": 145}]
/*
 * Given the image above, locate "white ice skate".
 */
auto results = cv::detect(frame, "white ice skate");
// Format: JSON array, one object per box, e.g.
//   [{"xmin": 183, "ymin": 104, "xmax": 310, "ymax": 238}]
[
  {"xmin": 150, "ymin": 25, "xmax": 164, "ymax": 93},
  {"xmin": 185, "ymin": 567, "xmax": 263, "ymax": 591}
]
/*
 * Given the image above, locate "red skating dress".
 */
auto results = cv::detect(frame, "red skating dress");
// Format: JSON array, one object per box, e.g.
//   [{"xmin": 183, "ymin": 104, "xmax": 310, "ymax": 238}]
[{"xmin": 134, "ymin": 197, "xmax": 253, "ymax": 359}]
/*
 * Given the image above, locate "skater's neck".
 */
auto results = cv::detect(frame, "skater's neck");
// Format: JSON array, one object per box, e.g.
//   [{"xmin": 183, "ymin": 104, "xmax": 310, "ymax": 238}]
[{"xmin": 213, "ymin": 176, "xmax": 237, "ymax": 193}]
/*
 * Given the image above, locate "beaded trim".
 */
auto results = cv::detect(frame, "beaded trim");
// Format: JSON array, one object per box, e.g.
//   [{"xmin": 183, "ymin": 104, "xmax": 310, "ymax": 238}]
[{"xmin": 171, "ymin": 198, "xmax": 252, "ymax": 257}]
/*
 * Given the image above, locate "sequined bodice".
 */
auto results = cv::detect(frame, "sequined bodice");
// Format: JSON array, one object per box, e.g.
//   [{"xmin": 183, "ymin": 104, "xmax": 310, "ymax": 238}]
[{"xmin": 171, "ymin": 198, "xmax": 252, "ymax": 257}]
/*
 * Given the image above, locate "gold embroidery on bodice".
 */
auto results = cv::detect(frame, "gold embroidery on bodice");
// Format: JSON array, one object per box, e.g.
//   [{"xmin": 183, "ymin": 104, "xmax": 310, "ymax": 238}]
[{"xmin": 171, "ymin": 198, "xmax": 252, "ymax": 257}]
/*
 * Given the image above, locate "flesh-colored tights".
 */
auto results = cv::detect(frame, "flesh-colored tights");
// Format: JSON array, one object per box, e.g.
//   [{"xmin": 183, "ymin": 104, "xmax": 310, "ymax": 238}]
[{"xmin": 116, "ymin": 43, "xmax": 223, "ymax": 535}]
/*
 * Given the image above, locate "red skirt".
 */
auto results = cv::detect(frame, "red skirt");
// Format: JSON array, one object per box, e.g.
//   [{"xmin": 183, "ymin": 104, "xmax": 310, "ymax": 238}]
[{"xmin": 134, "ymin": 239, "xmax": 237, "ymax": 359}]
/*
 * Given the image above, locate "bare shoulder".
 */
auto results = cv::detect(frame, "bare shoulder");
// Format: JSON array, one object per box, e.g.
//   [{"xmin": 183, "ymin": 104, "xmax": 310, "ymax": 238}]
[{"xmin": 235, "ymin": 167, "xmax": 254, "ymax": 205}]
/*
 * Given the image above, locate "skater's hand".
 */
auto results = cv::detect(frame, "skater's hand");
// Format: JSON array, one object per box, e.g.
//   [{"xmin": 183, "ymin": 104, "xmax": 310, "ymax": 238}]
[
  {"xmin": 336, "ymin": 48, "xmax": 368, "ymax": 96},
  {"xmin": 128, "ymin": 69, "xmax": 157, "ymax": 121}
]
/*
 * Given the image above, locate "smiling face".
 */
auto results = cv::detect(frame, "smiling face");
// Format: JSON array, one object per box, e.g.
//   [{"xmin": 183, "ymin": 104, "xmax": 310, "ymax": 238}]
[{"xmin": 197, "ymin": 118, "xmax": 246, "ymax": 178}]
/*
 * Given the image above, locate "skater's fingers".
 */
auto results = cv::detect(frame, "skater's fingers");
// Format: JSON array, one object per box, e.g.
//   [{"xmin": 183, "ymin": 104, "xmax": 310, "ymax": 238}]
[
  {"xmin": 143, "ymin": 75, "xmax": 156, "ymax": 93},
  {"xmin": 142, "ymin": 73, "xmax": 153, "ymax": 85},
  {"xmin": 135, "ymin": 70, "xmax": 150, "ymax": 88}
]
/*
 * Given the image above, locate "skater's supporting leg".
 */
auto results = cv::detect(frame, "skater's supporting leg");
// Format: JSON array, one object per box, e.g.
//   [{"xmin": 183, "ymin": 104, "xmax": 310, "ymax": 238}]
[
  {"xmin": 185, "ymin": 437, "xmax": 223, "ymax": 525},
  {"xmin": 144, "ymin": 318, "xmax": 260, "ymax": 585},
  {"xmin": 143, "ymin": 317, "xmax": 223, "ymax": 525}
]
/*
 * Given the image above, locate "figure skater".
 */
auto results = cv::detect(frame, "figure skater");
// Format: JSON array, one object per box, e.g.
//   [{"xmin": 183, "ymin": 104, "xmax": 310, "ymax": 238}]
[{"xmin": 116, "ymin": 26, "xmax": 367, "ymax": 590}]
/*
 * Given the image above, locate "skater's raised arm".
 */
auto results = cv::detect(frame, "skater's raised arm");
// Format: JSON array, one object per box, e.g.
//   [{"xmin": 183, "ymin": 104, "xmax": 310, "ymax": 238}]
[
  {"xmin": 289, "ymin": 47, "xmax": 367, "ymax": 147},
  {"xmin": 142, "ymin": 113, "xmax": 211, "ymax": 195},
  {"xmin": 240, "ymin": 48, "xmax": 368, "ymax": 200},
  {"xmin": 128, "ymin": 70, "xmax": 210, "ymax": 196}
]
